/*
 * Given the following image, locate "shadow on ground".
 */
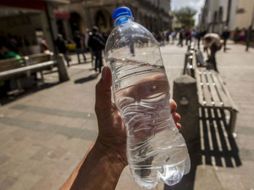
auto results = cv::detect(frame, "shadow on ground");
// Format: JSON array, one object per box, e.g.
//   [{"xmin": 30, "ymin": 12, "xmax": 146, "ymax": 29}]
[
  {"xmin": 69, "ymin": 60, "xmax": 92, "ymax": 67},
  {"xmin": 0, "ymin": 81, "xmax": 59, "ymax": 106},
  {"xmin": 164, "ymin": 107, "xmax": 242, "ymax": 190},
  {"xmin": 74, "ymin": 73, "xmax": 99, "ymax": 84}
]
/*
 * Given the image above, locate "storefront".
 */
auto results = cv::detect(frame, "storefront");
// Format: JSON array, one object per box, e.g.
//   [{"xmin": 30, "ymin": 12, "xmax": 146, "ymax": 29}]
[{"xmin": 0, "ymin": 0, "xmax": 69, "ymax": 55}]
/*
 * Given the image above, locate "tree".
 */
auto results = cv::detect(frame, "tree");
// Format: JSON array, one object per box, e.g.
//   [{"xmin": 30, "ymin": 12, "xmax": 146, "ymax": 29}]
[{"xmin": 173, "ymin": 7, "xmax": 197, "ymax": 28}]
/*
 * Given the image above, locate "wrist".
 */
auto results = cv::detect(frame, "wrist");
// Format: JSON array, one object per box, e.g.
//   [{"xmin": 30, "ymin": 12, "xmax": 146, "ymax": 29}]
[
  {"xmin": 65, "ymin": 139, "xmax": 127, "ymax": 190},
  {"xmin": 94, "ymin": 138, "xmax": 127, "ymax": 168}
]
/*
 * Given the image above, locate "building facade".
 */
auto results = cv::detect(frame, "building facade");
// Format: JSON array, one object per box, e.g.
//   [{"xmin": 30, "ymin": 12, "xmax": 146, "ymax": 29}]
[
  {"xmin": 56, "ymin": 0, "xmax": 172, "ymax": 40},
  {"xmin": 234, "ymin": 0, "xmax": 254, "ymax": 30},
  {"xmin": 199, "ymin": 0, "xmax": 237, "ymax": 33},
  {"xmin": 0, "ymin": 0, "xmax": 70, "ymax": 54},
  {"xmin": 200, "ymin": 0, "xmax": 254, "ymax": 33},
  {"xmin": 0, "ymin": 0, "xmax": 171, "ymax": 54}
]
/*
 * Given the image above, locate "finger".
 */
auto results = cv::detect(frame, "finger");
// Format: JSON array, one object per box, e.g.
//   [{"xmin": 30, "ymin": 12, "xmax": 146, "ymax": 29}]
[
  {"xmin": 173, "ymin": 112, "xmax": 181, "ymax": 123},
  {"xmin": 176, "ymin": 123, "xmax": 182, "ymax": 129},
  {"xmin": 95, "ymin": 66, "xmax": 112, "ymax": 113},
  {"xmin": 170, "ymin": 99, "xmax": 177, "ymax": 113},
  {"xmin": 111, "ymin": 103, "xmax": 118, "ymax": 113}
]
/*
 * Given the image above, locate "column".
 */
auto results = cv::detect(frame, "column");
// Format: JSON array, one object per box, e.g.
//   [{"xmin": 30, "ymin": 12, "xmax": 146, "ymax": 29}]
[{"xmin": 45, "ymin": 2, "xmax": 59, "ymax": 53}]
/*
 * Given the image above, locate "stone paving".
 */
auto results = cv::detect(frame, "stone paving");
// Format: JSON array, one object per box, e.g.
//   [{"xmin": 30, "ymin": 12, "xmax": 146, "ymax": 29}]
[
  {"xmin": 208, "ymin": 44, "xmax": 254, "ymax": 190},
  {"xmin": 0, "ymin": 44, "xmax": 253, "ymax": 190}
]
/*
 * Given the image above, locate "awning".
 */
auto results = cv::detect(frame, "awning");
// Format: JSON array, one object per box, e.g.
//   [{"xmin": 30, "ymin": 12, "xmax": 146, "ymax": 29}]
[
  {"xmin": 45, "ymin": 0, "xmax": 70, "ymax": 4},
  {"xmin": 0, "ymin": 0, "xmax": 70, "ymax": 10},
  {"xmin": 54, "ymin": 11, "xmax": 70, "ymax": 20}
]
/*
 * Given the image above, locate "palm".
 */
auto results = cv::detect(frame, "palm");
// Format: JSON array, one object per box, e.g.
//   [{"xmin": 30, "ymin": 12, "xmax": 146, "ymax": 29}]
[{"xmin": 96, "ymin": 104, "xmax": 127, "ymax": 163}]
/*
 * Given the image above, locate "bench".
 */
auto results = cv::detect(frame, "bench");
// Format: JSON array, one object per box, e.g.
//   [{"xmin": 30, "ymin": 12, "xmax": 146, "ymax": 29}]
[
  {"xmin": 184, "ymin": 49, "xmax": 238, "ymax": 137},
  {"xmin": 0, "ymin": 58, "xmax": 24, "ymax": 72},
  {"xmin": 0, "ymin": 58, "xmax": 26, "ymax": 92},
  {"xmin": 0, "ymin": 53, "xmax": 69, "ymax": 95},
  {"xmin": 25, "ymin": 53, "xmax": 55, "ymax": 82}
]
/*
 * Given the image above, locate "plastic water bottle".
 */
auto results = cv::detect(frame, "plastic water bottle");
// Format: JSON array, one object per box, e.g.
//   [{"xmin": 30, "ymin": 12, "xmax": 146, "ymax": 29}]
[{"xmin": 105, "ymin": 7, "xmax": 190, "ymax": 189}]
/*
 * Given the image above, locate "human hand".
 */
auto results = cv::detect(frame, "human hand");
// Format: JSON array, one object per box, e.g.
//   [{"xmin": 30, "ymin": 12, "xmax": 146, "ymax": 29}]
[{"xmin": 95, "ymin": 66, "xmax": 181, "ymax": 166}]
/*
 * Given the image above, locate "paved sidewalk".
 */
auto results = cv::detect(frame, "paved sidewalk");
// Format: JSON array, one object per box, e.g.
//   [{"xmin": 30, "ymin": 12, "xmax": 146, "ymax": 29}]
[
  {"xmin": 0, "ymin": 44, "xmax": 253, "ymax": 190},
  {"xmin": 209, "ymin": 44, "xmax": 254, "ymax": 190},
  {"xmin": 0, "ymin": 62, "xmax": 98, "ymax": 190}
]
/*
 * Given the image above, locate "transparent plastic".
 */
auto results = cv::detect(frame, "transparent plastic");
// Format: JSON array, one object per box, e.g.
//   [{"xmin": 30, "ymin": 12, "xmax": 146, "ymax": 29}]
[{"xmin": 105, "ymin": 17, "xmax": 190, "ymax": 189}]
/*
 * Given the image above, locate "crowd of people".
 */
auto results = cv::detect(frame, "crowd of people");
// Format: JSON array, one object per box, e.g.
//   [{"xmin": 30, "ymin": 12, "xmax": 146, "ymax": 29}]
[
  {"xmin": 1, "ymin": 24, "xmax": 252, "ymax": 99},
  {"xmin": 158, "ymin": 26, "xmax": 251, "ymax": 47},
  {"xmin": 55, "ymin": 26, "xmax": 107, "ymax": 73},
  {"xmin": 233, "ymin": 27, "xmax": 249, "ymax": 43},
  {"xmin": 0, "ymin": 28, "xmax": 107, "ymax": 98},
  {"xmin": 0, "ymin": 26, "xmax": 108, "ymax": 74},
  {"xmin": 1, "ymin": 25, "xmax": 251, "ymax": 75},
  {"xmin": 156, "ymin": 27, "xmax": 235, "ymax": 72}
]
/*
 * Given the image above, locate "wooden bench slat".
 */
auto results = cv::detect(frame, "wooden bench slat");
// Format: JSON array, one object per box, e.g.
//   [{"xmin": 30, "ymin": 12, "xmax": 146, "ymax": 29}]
[
  {"xmin": 0, "ymin": 58, "xmax": 23, "ymax": 72},
  {"xmin": 27, "ymin": 53, "xmax": 52, "ymax": 65},
  {"xmin": 195, "ymin": 70, "xmax": 205, "ymax": 105},
  {"xmin": 200, "ymin": 70, "xmax": 213, "ymax": 106},
  {"xmin": 210, "ymin": 72, "xmax": 233, "ymax": 109},
  {"xmin": 206, "ymin": 71, "xmax": 223, "ymax": 107},
  {"xmin": 216, "ymin": 74, "xmax": 238, "ymax": 111},
  {"xmin": 192, "ymin": 53, "xmax": 205, "ymax": 106}
]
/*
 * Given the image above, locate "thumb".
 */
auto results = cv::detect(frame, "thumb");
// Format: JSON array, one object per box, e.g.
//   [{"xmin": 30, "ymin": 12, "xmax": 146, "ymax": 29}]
[{"xmin": 95, "ymin": 66, "xmax": 112, "ymax": 114}]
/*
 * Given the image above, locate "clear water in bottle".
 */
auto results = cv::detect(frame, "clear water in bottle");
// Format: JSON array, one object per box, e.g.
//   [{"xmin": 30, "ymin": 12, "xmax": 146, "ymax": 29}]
[{"xmin": 105, "ymin": 7, "xmax": 190, "ymax": 189}]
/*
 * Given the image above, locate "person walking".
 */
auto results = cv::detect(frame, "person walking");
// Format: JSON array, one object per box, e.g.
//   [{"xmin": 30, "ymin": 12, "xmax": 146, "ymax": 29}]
[
  {"xmin": 74, "ymin": 31, "xmax": 86, "ymax": 64},
  {"xmin": 88, "ymin": 26, "xmax": 105, "ymax": 73},
  {"xmin": 84, "ymin": 29, "xmax": 95, "ymax": 67},
  {"xmin": 221, "ymin": 27, "xmax": 230, "ymax": 52},
  {"xmin": 185, "ymin": 29, "xmax": 191, "ymax": 46},
  {"xmin": 178, "ymin": 29, "xmax": 184, "ymax": 47},
  {"xmin": 55, "ymin": 34, "xmax": 70, "ymax": 67},
  {"xmin": 203, "ymin": 33, "xmax": 222, "ymax": 72},
  {"xmin": 171, "ymin": 31, "xmax": 177, "ymax": 44}
]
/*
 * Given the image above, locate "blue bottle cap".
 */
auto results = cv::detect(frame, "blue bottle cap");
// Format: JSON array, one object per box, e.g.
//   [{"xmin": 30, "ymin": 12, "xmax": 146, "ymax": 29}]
[{"xmin": 112, "ymin": 6, "xmax": 133, "ymax": 20}]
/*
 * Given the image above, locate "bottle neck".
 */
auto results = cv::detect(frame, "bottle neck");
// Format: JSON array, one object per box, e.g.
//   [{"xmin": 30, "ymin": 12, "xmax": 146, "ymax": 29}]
[{"xmin": 114, "ymin": 16, "xmax": 133, "ymax": 26}]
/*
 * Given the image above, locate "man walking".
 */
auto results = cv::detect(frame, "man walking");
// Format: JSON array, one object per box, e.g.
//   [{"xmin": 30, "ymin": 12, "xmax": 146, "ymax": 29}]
[
  {"xmin": 221, "ymin": 27, "xmax": 230, "ymax": 52},
  {"xmin": 55, "ymin": 34, "xmax": 70, "ymax": 67},
  {"xmin": 88, "ymin": 26, "xmax": 105, "ymax": 73},
  {"xmin": 74, "ymin": 31, "xmax": 86, "ymax": 64}
]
